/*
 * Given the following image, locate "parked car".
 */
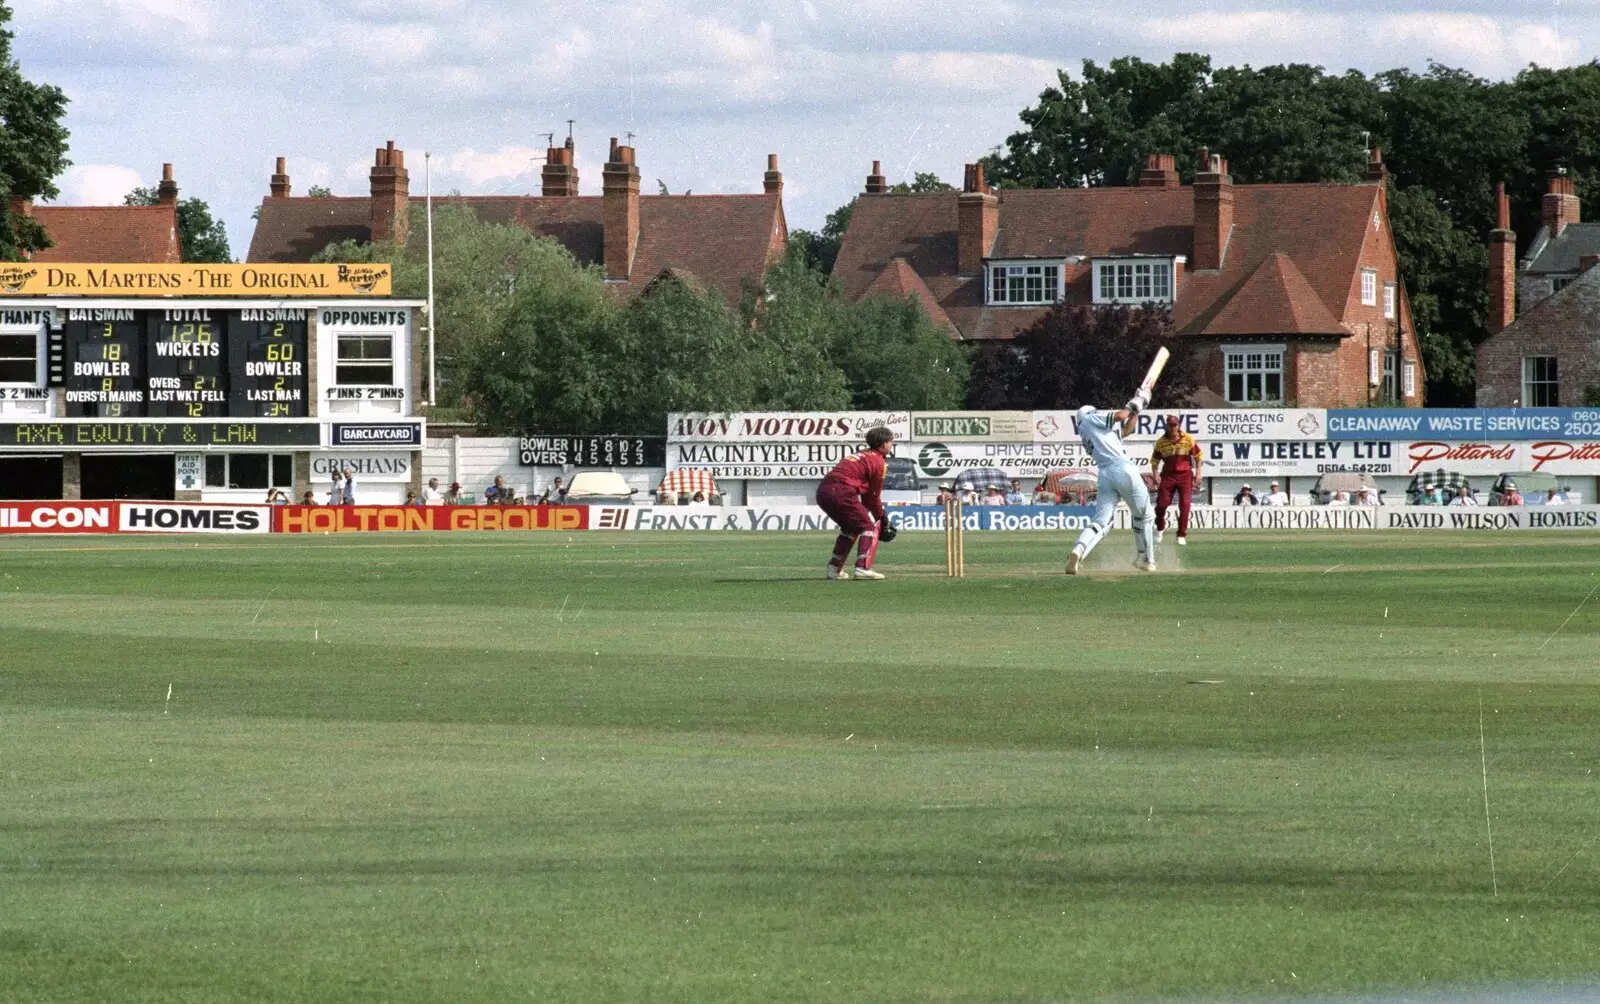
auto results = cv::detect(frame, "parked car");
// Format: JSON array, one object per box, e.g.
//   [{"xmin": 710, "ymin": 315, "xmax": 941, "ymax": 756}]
[
  {"xmin": 1489, "ymin": 471, "xmax": 1580, "ymax": 506},
  {"xmin": 564, "ymin": 471, "xmax": 638, "ymax": 504},
  {"xmin": 1309, "ymin": 471, "xmax": 1383, "ymax": 505},
  {"xmin": 1406, "ymin": 469, "xmax": 1474, "ymax": 505},
  {"xmin": 884, "ymin": 456, "xmax": 921, "ymax": 506}
]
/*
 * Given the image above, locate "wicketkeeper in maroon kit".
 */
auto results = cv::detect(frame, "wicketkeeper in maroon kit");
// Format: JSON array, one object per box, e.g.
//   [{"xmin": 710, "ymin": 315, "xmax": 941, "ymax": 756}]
[
  {"xmin": 1151, "ymin": 414, "xmax": 1202, "ymax": 546},
  {"xmin": 816, "ymin": 426, "xmax": 897, "ymax": 580}
]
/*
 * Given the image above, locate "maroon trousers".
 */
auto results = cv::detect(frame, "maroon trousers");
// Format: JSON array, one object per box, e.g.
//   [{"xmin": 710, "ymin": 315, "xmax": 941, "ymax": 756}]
[
  {"xmin": 1155, "ymin": 474, "xmax": 1193, "ymax": 537},
  {"xmin": 817, "ymin": 481, "xmax": 880, "ymax": 570}
]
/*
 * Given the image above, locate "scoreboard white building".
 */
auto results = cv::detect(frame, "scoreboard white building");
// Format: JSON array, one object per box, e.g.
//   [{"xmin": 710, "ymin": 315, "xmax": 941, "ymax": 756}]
[{"xmin": 0, "ymin": 263, "xmax": 424, "ymax": 504}]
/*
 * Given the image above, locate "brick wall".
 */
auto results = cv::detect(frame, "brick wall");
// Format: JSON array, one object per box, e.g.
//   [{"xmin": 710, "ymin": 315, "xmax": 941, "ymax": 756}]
[{"xmin": 1476, "ymin": 272, "xmax": 1600, "ymax": 406}]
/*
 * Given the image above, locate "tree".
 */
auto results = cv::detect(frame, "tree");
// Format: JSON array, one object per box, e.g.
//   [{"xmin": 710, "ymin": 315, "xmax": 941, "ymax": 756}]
[
  {"xmin": 832, "ymin": 296, "xmax": 968, "ymax": 410},
  {"xmin": 0, "ymin": 2, "xmax": 70, "ymax": 260},
  {"xmin": 125, "ymin": 187, "xmax": 232, "ymax": 262},
  {"xmin": 609, "ymin": 274, "xmax": 755, "ymax": 432},
  {"xmin": 306, "ymin": 185, "xmax": 334, "ymax": 198},
  {"xmin": 742, "ymin": 252, "xmax": 851, "ymax": 410},
  {"xmin": 968, "ymin": 304, "xmax": 1197, "ymax": 410}
]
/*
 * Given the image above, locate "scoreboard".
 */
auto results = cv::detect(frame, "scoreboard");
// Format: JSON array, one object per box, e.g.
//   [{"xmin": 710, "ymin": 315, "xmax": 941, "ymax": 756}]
[{"xmin": 60, "ymin": 308, "xmax": 310, "ymax": 419}]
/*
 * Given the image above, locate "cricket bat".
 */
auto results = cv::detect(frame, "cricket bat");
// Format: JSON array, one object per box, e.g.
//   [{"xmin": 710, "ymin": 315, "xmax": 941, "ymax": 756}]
[{"xmin": 1137, "ymin": 346, "xmax": 1171, "ymax": 399}]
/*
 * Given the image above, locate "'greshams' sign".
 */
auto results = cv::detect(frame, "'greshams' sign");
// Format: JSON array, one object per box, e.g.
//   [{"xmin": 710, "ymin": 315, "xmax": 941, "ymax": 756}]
[{"xmin": 669, "ymin": 412, "xmax": 912, "ymax": 442}]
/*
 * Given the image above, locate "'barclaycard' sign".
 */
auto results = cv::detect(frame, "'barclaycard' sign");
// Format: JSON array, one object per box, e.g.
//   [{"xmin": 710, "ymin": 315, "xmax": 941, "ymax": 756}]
[{"xmin": 329, "ymin": 422, "xmax": 422, "ymax": 447}]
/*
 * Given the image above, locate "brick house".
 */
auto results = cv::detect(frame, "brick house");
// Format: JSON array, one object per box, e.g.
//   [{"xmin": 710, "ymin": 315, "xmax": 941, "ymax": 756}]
[
  {"xmin": 246, "ymin": 139, "xmax": 788, "ymax": 305},
  {"xmin": 833, "ymin": 150, "xmax": 1422, "ymax": 408},
  {"xmin": 13, "ymin": 163, "xmax": 181, "ymax": 263},
  {"xmin": 1476, "ymin": 175, "xmax": 1600, "ymax": 406}
]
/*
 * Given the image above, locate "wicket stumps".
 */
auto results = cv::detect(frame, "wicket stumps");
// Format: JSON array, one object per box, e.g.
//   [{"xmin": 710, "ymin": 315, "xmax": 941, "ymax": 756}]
[{"xmin": 944, "ymin": 497, "xmax": 965, "ymax": 577}]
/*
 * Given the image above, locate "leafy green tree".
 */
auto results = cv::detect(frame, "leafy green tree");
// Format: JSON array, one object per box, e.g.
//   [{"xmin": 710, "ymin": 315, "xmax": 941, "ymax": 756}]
[
  {"xmin": 316, "ymin": 204, "xmax": 579, "ymax": 406},
  {"xmin": 306, "ymin": 185, "xmax": 334, "ymax": 198},
  {"xmin": 0, "ymin": 2, "xmax": 70, "ymax": 260},
  {"xmin": 609, "ymin": 274, "xmax": 755, "ymax": 432},
  {"xmin": 125, "ymin": 186, "xmax": 232, "ymax": 262},
  {"xmin": 743, "ymin": 252, "xmax": 851, "ymax": 410},
  {"xmin": 833, "ymin": 296, "xmax": 968, "ymax": 410},
  {"xmin": 968, "ymin": 304, "xmax": 1196, "ymax": 410}
]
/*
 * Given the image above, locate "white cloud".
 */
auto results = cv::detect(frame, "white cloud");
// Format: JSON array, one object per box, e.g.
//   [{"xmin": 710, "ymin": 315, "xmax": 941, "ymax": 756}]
[
  {"xmin": 433, "ymin": 146, "xmax": 546, "ymax": 187},
  {"xmin": 51, "ymin": 164, "xmax": 147, "ymax": 205}
]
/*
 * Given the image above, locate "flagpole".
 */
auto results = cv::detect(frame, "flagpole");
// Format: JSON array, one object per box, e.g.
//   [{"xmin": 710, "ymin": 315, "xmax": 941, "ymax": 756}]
[{"xmin": 425, "ymin": 151, "xmax": 437, "ymax": 407}]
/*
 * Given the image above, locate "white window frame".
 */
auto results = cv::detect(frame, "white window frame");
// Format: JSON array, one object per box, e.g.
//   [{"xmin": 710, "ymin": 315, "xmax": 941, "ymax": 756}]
[
  {"xmin": 1402, "ymin": 359, "xmax": 1417, "ymax": 398},
  {"xmin": 1522, "ymin": 355, "xmax": 1559, "ymax": 407},
  {"xmin": 1092, "ymin": 258, "xmax": 1175, "ymax": 305},
  {"xmin": 0, "ymin": 327, "xmax": 44, "ymax": 386},
  {"xmin": 986, "ymin": 261, "xmax": 1062, "ymax": 306},
  {"xmin": 1223, "ymin": 343, "xmax": 1285, "ymax": 405},
  {"xmin": 1360, "ymin": 269, "xmax": 1377, "ymax": 306},
  {"xmin": 1383, "ymin": 282, "xmax": 1396, "ymax": 320},
  {"xmin": 335, "ymin": 333, "xmax": 396, "ymax": 387}
]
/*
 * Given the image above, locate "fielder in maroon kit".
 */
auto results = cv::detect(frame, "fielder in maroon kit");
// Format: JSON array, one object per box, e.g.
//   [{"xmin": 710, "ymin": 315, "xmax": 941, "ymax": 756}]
[
  {"xmin": 1150, "ymin": 414, "xmax": 1202, "ymax": 545},
  {"xmin": 816, "ymin": 427, "xmax": 897, "ymax": 580}
]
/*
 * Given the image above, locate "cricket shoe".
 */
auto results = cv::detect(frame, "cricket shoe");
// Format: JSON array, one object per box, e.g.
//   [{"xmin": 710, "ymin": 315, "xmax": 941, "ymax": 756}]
[
  {"xmin": 853, "ymin": 568, "xmax": 886, "ymax": 580},
  {"xmin": 1177, "ymin": 537, "xmax": 1187, "ymax": 547},
  {"xmin": 1064, "ymin": 551, "xmax": 1082, "ymax": 575},
  {"xmin": 1155, "ymin": 530, "xmax": 1164, "ymax": 546},
  {"xmin": 826, "ymin": 566, "xmax": 850, "ymax": 580},
  {"xmin": 1134, "ymin": 558, "xmax": 1158, "ymax": 572}
]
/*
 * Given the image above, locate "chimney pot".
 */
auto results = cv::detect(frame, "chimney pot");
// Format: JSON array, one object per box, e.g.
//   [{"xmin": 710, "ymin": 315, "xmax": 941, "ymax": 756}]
[
  {"xmin": 542, "ymin": 135, "xmax": 579, "ymax": 196},
  {"xmin": 1192, "ymin": 147, "xmax": 1233, "ymax": 271},
  {"xmin": 958, "ymin": 165, "xmax": 998, "ymax": 274},
  {"xmin": 270, "ymin": 156, "xmax": 292, "ymax": 199},
  {"xmin": 1543, "ymin": 169, "xmax": 1581, "ymax": 237},
  {"xmin": 603, "ymin": 138, "xmax": 641, "ymax": 279},
  {"xmin": 763, "ymin": 153, "xmax": 783, "ymax": 195},
  {"xmin": 370, "ymin": 141, "xmax": 411, "ymax": 245},
  {"xmin": 1139, "ymin": 152, "xmax": 1180, "ymax": 187},
  {"xmin": 157, "ymin": 163, "xmax": 179, "ymax": 206},
  {"xmin": 866, "ymin": 159, "xmax": 888, "ymax": 195}
]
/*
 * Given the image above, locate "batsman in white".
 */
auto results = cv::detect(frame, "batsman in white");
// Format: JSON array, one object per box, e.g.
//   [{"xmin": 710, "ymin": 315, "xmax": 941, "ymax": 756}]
[{"xmin": 1064, "ymin": 392, "xmax": 1156, "ymax": 574}]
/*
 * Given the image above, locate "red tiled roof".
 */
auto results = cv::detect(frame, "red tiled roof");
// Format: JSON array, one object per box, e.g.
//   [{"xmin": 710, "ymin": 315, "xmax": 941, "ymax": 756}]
[
  {"xmin": 30, "ymin": 205, "xmax": 181, "ymax": 263},
  {"xmin": 1198, "ymin": 252, "xmax": 1346, "ymax": 336},
  {"xmin": 248, "ymin": 193, "xmax": 784, "ymax": 305},
  {"xmin": 860, "ymin": 258, "xmax": 958, "ymax": 335},
  {"xmin": 834, "ymin": 183, "xmax": 1381, "ymax": 341}
]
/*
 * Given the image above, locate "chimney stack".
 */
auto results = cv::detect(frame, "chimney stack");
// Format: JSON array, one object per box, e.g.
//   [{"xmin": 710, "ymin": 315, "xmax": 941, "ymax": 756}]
[
  {"xmin": 369, "ymin": 140, "xmax": 410, "ymax": 245},
  {"xmin": 8, "ymin": 197, "xmax": 32, "ymax": 219},
  {"xmin": 1366, "ymin": 147, "xmax": 1388, "ymax": 185},
  {"xmin": 602, "ymin": 137, "xmax": 640, "ymax": 280},
  {"xmin": 1192, "ymin": 148, "xmax": 1233, "ymax": 271},
  {"xmin": 157, "ymin": 163, "xmax": 179, "ymax": 207},
  {"xmin": 865, "ymin": 160, "xmax": 888, "ymax": 195},
  {"xmin": 1580, "ymin": 254, "xmax": 1600, "ymax": 274},
  {"xmin": 541, "ymin": 136, "xmax": 580, "ymax": 197},
  {"xmin": 1543, "ymin": 170, "xmax": 1580, "ymax": 238},
  {"xmin": 957, "ymin": 162, "xmax": 998, "ymax": 276},
  {"xmin": 270, "ymin": 157, "xmax": 291, "ymax": 199},
  {"xmin": 1138, "ymin": 153, "xmax": 1179, "ymax": 188},
  {"xmin": 1488, "ymin": 182, "xmax": 1516, "ymax": 335},
  {"xmin": 764, "ymin": 154, "xmax": 783, "ymax": 195}
]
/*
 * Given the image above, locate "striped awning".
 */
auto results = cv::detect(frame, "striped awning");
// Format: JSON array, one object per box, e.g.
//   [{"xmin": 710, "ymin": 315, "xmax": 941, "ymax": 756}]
[{"xmin": 659, "ymin": 469, "xmax": 718, "ymax": 496}]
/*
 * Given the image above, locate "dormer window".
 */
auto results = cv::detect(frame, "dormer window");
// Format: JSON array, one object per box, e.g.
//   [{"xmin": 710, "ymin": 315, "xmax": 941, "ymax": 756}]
[
  {"xmin": 987, "ymin": 262, "xmax": 1061, "ymax": 306},
  {"xmin": 1093, "ymin": 258, "xmax": 1173, "ymax": 304}
]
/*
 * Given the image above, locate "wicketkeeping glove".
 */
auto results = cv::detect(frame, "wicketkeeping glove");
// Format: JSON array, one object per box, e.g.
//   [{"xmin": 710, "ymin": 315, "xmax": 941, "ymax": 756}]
[{"xmin": 879, "ymin": 522, "xmax": 897, "ymax": 543}]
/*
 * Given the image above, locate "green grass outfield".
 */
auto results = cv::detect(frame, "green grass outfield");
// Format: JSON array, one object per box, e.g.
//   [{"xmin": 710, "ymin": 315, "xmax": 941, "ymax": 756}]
[{"xmin": 2, "ymin": 530, "xmax": 1598, "ymax": 1003}]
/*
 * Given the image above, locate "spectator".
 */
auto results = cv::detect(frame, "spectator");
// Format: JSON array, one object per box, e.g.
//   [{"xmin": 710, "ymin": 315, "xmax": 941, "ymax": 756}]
[
  {"xmin": 1329, "ymin": 490, "xmax": 1349, "ymax": 504},
  {"xmin": 1261, "ymin": 481, "xmax": 1289, "ymax": 506},
  {"xmin": 328, "ymin": 469, "xmax": 345, "ymax": 505},
  {"xmin": 300, "ymin": 490, "xmax": 316, "ymax": 505},
  {"xmin": 1501, "ymin": 481, "xmax": 1524, "ymax": 506},
  {"xmin": 551, "ymin": 477, "xmax": 568, "ymax": 503},
  {"xmin": 1448, "ymin": 485, "xmax": 1478, "ymax": 506},
  {"xmin": 985, "ymin": 485, "xmax": 1007, "ymax": 505},
  {"xmin": 656, "ymin": 487, "xmax": 675, "ymax": 505},
  {"xmin": 1355, "ymin": 486, "xmax": 1379, "ymax": 506},
  {"xmin": 342, "ymin": 466, "xmax": 358, "ymax": 506},
  {"xmin": 265, "ymin": 489, "xmax": 288, "ymax": 506},
  {"xmin": 937, "ymin": 485, "xmax": 955, "ymax": 504},
  {"xmin": 422, "ymin": 477, "xmax": 445, "ymax": 504},
  {"xmin": 404, "ymin": 490, "xmax": 423, "ymax": 507},
  {"xmin": 1414, "ymin": 485, "xmax": 1441, "ymax": 505},
  {"xmin": 1032, "ymin": 482, "xmax": 1055, "ymax": 505},
  {"xmin": 1006, "ymin": 479, "xmax": 1026, "ymax": 505},
  {"xmin": 484, "ymin": 475, "xmax": 510, "ymax": 505},
  {"xmin": 446, "ymin": 482, "xmax": 463, "ymax": 505},
  {"xmin": 1233, "ymin": 484, "xmax": 1257, "ymax": 506},
  {"xmin": 1559, "ymin": 485, "xmax": 1574, "ymax": 503},
  {"xmin": 959, "ymin": 486, "xmax": 980, "ymax": 506},
  {"xmin": 1544, "ymin": 487, "xmax": 1566, "ymax": 506},
  {"xmin": 689, "ymin": 491, "xmax": 711, "ymax": 508}
]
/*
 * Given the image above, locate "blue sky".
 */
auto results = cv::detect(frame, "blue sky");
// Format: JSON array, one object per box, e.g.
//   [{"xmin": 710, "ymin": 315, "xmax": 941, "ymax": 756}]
[{"xmin": 14, "ymin": 0, "xmax": 1581, "ymax": 259}]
